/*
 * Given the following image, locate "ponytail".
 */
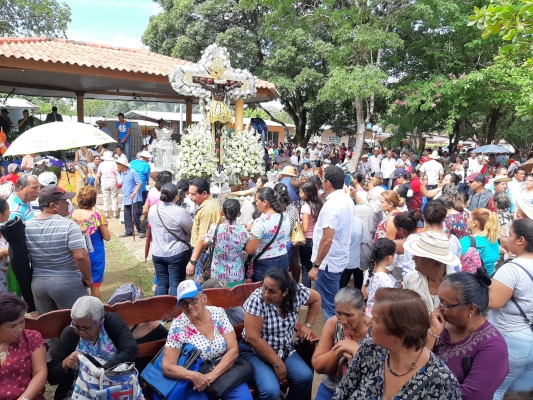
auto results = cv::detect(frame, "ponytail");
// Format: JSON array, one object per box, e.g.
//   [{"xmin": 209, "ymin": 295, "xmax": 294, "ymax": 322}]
[
  {"xmin": 471, "ymin": 208, "xmax": 500, "ymax": 243},
  {"xmin": 365, "ymin": 238, "xmax": 396, "ymax": 287}
]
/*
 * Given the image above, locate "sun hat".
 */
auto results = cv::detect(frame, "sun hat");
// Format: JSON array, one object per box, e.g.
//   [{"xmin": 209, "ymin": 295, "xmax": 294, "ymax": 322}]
[
  {"xmin": 517, "ymin": 200, "xmax": 533, "ymax": 219},
  {"xmin": 7, "ymin": 163, "xmax": 19, "ymax": 174},
  {"xmin": 33, "ymin": 156, "xmax": 48, "ymax": 166},
  {"xmin": 493, "ymin": 175, "xmax": 512, "ymax": 183},
  {"xmin": 138, "ymin": 150, "xmax": 152, "ymax": 159},
  {"xmin": 429, "ymin": 151, "xmax": 440, "ymax": 159},
  {"xmin": 465, "ymin": 172, "xmax": 486, "ymax": 184},
  {"xmin": 403, "ymin": 231, "xmax": 460, "ymax": 265},
  {"xmin": 38, "ymin": 171, "xmax": 58, "ymax": 186},
  {"xmin": 177, "ymin": 280, "xmax": 203, "ymax": 304},
  {"xmin": 38, "ymin": 185, "xmax": 75, "ymax": 205},
  {"xmin": 280, "ymin": 166, "xmax": 297, "ymax": 177},
  {"xmin": 115, "ymin": 157, "xmax": 130, "ymax": 168},
  {"xmin": 101, "ymin": 151, "xmax": 114, "ymax": 161}
]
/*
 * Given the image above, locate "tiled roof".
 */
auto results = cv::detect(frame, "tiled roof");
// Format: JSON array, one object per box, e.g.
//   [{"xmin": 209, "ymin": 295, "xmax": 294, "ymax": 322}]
[{"xmin": 0, "ymin": 37, "xmax": 276, "ymax": 90}]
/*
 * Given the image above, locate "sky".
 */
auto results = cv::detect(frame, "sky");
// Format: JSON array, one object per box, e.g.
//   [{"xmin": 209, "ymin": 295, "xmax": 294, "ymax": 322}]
[{"xmin": 65, "ymin": 0, "xmax": 161, "ymax": 48}]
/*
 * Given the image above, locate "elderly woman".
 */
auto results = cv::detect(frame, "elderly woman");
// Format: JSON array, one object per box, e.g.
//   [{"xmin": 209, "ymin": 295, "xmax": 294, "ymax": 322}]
[
  {"xmin": 148, "ymin": 182, "xmax": 193, "ymax": 296},
  {"xmin": 488, "ymin": 219, "xmax": 533, "ymax": 399},
  {"xmin": 71, "ymin": 187, "xmax": 110, "ymax": 299},
  {"xmin": 162, "ymin": 280, "xmax": 252, "ymax": 400},
  {"xmin": 312, "ymin": 288, "xmax": 370, "ymax": 400},
  {"xmin": 403, "ymin": 231, "xmax": 460, "ymax": 312},
  {"xmin": 48, "ymin": 296, "xmax": 138, "ymax": 399},
  {"xmin": 0, "ymin": 294, "xmax": 47, "ymax": 400},
  {"xmin": 333, "ymin": 288, "xmax": 461, "ymax": 399},
  {"xmin": 427, "ymin": 270, "xmax": 508, "ymax": 400},
  {"xmin": 240, "ymin": 268, "xmax": 321, "ymax": 400}
]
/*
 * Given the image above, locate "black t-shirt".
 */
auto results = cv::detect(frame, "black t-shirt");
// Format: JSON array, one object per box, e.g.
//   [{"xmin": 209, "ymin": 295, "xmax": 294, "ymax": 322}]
[
  {"xmin": 0, "ymin": 116, "xmax": 10, "ymax": 134},
  {"xmin": 396, "ymin": 182, "xmax": 413, "ymax": 207},
  {"xmin": 18, "ymin": 119, "xmax": 34, "ymax": 133}
]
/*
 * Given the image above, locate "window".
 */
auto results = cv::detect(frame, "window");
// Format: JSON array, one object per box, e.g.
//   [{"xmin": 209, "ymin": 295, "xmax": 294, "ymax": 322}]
[
  {"xmin": 348, "ymin": 137, "xmax": 356, "ymax": 148},
  {"xmin": 328, "ymin": 136, "xmax": 341, "ymax": 145},
  {"xmin": 266, "ymin": 131, "xmax": 279, "ymax": 144}
]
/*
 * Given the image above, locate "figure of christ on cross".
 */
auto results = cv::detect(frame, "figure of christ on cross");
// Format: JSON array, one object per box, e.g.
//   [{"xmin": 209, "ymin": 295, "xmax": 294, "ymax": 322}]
[{"xmin": 193, "ymin": 76, "xmax": 242, "ymax": 166}]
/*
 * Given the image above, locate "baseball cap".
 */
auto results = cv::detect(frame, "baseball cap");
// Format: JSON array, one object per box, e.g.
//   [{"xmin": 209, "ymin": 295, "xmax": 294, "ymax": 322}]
[
  {"xmin": 177, "ymin": 281, "xmax": 203, "ymax": 304},
  {"xmin": 465, "ymin": 172, "xmax": 486, "ymax": 184},
  {"xmin": 392, "ymin": 168, "xmax": 408, "ymax": 179},
  {"xmin": 38, "ymin": 171, "xmax": 58, "ymax": 186},
  {"xmin": 38, "ymin": 185, "xmax": 75, "ymax": 204}
]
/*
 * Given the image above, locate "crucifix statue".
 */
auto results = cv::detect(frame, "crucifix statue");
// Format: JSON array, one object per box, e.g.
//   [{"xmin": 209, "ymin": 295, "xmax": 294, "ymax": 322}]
[{"xmin": 169, "ymin": 44, "xmax": 257, "ymax": 166}]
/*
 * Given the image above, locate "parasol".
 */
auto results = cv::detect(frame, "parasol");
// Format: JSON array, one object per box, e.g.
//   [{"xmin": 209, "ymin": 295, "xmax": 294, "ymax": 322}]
[
  {"xmin": 4, "ymin": 122, "xmax": 116, "ymax": 156},
  {"xmin": 472, "ymin": 144, "xmax": 512, "ymax": 154},
  {"xmin": 522, "ymin": 158, "xmax": 533, "ymax": 173}
]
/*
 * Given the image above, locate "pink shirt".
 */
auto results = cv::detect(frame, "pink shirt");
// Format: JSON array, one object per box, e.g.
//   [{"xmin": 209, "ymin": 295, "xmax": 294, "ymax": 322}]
[
  {"xmin": 146, "ymin": 187, "xmax": 161, "ymax": 207},
  {"xmin": 300, "ymin": 203, "xmax": 316, "ymax": 239},
  {"xmin": 97, "ymin": 160, "xmax": 118, "ymax": 185},
  {"xmin": 0, "ymin": 329, "xmax": 46, "ymax": 400}
]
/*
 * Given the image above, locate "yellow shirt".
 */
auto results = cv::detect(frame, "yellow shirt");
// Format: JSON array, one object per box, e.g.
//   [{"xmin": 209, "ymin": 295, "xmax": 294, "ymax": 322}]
[{"xmin": 190, "ymin": 196, "xmax": 221, "ymax": 246}]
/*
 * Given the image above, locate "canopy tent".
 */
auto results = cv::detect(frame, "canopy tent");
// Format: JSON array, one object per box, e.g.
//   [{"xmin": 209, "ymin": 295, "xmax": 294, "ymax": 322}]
[{"xmin": 0, "ymin": 37, "xmax": 278, "ymax": 127}]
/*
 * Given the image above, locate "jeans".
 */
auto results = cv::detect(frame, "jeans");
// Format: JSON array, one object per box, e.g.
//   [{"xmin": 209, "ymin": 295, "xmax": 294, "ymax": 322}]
[
  {"xmin": 316, "ymin": 265, "xmax": 342, "ymax": 320},
  {"xmin": 153, "ymin": 251, "xmax": 189, "ymax": 296},
  {"xmin": 493, "ymin": 327, "xmax": 533, "ymax": 399},
  {"xmin": 315, "ymin": 382, "xmax": 334, "ymax": 400},
  {"xmin": 123, "ymin": 202, "xmax": 142, "ymax": 235},
  {"xmin": 239, "ymin": 342, "xmax": 313, "ymax": 400},
  {"xmin": 299, "ymin": 239, "xmax": 313, "ymax": 288},
  {"xmin": 87, "ymin": 176, "xmax": 95, "ymax": 187},
  {"xmin": 340, "ymin": 267, "xmax": 363, "ymax": 289},
  {"xmin": 252, "ymin": 253, "xmax": 288, "ymax": 282},
  {"xmin": 121, "ymin": 139, "xmax": 131, "ymax": 160}
]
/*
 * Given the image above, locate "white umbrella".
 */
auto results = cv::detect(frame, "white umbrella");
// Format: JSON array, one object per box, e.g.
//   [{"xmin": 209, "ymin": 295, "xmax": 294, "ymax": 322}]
[{"xmin": 4, "ymin": 122, "xmax": 116, "ymax": 156}]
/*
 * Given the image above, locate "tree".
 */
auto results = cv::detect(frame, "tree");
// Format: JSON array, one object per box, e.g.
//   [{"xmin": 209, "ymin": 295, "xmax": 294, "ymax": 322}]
[{"xmin": 0, "ymin": 0, "xmax": 71, "ymax": 37}]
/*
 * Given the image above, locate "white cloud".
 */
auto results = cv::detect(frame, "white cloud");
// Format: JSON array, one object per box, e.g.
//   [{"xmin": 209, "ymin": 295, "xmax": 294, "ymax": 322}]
[
  {"xmin": 71, "ymin": 0, "xmax": 161, "ymax": 13},
  {"xmin": 66, "ymin": 30, "xmax": 147, "ymax": 50}
]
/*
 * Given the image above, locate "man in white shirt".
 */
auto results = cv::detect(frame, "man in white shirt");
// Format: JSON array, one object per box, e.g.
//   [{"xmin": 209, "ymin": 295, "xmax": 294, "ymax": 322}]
[
  {"xmin": 309, "ymin": 166, "xmax": 355, "ymax": 319},
  {"xmin": 290, "ymin": 150, "xmax": 303, "ymax": 171},
  {"xmin": 380, "ymin": 150, "xmax": 397, "ymax": 189},
  {"xmin": 420, "ymin": 151, "xmax": 444, "ymax": 189},
  {"xmin": 309, "ymin": 144, "xmax": 319, "ymax": 167},
  {"xmin": 369, "ymin": 148, "xmax": 382, "ymax": 175},
  {"xmin": 467, "ymin": 151, "xmax": 482, "ymax": 175}
]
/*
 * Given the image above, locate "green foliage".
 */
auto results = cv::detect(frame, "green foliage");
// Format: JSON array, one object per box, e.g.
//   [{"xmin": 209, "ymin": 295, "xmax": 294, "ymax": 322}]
[{"xmin": 0, "ymin": 0, "xmax": 71, "ymax": 37}]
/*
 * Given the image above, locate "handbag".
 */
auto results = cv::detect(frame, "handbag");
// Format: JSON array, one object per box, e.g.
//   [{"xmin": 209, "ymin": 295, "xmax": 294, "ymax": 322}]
[
  {"xmin": 72, "ymin": 353, "xmax": 143, "ymax": 400},
  {"xmin": 245, "ymin": 213, "xmax": 284, "ymax": 282},
  {"xmin": 507, "ymin": 261, "xmax": 533, "ymax": 333},
  {"xmin": 156, "ymin": 204, "xmax": 191, "ymax": 256},
  {"xmin": 196, "ymin": 223, "xmax": 220, "ymax": 283},
  {"xmin": 198, "ymin": 357, "xmax": 254, "ymax": 397},
  {"xmin": 140, "ymin": 343, "xmax": 202, "ymax": 399},
  {"xmin": 291, "ymin": 218, "xmax": 306, "ymax": 246}
]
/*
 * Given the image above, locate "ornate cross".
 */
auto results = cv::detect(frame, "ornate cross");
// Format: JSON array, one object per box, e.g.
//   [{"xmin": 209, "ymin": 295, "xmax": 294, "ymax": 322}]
[{"xmin": 170, "ymin": 44, "xmax": 257, "ymax": 166}]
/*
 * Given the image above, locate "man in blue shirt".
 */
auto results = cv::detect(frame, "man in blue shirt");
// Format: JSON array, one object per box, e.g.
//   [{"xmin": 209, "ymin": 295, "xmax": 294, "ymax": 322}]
[
  {"xmin": 129, "ymin": 150, "xmax": 151, "ymax": 238},
  {"xmin": 115, "ymin": 113, "xmax": 132, "ymax": 160},
  {"xmin": 7, "ymin": 174, "xmax": 40, "ymax": 221},
  {"xmin": 279, "ymin": 165, "xmax": 301, "ymax": 203},
  {"xmin": 115, "ymin": 158, "xmax": 142, "ymax": 238}
]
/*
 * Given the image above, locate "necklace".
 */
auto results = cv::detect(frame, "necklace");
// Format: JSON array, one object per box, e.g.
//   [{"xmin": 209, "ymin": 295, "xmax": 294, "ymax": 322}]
[
  {"xmin": 386, "ymin": 348, "xmax": 424, "ymax": 377},
  {"xmin": 0, "ymin": 349, "xmax": 7, "ymax": 362}
]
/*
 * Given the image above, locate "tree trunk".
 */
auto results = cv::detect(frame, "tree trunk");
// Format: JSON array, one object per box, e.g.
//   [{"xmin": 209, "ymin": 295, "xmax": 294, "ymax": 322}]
[
  {"xmin": 486, "ymin": 106, "xmax": 501, "ymax": 145},
  {"xmin": 348, "ymin": 95, "xmax": 366, "ymax": 173},
  {"xmin": 256, "ymin": 104, "xmax": 289, "ymax": 139}
]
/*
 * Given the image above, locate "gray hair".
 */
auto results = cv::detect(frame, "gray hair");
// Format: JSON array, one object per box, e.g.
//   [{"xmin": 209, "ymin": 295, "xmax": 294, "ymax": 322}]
[
  {"xmin": 15, "ymin": 174, "xmax": 34, "ymax": 191},
  {"xmin": 334, "ymin": 287, "xmax": 365, "ymax": 310},
  {"xmin": 71, "ymin": 296, "xmax": 104, "ymax": 321},
  {"xmin": 494, "ymin": 192, "xmax": 511, "ymax": 210}
]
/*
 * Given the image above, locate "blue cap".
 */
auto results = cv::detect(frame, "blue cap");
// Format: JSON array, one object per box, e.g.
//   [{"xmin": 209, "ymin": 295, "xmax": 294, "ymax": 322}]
[{"xmin": 177, "ymin": 281, "xmax": 203, "ymax": 304}]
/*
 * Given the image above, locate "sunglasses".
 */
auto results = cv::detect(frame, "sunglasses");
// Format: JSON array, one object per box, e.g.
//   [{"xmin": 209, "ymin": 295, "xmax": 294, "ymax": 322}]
[
  {"xmin": 70, "ymin": 318, "xmax": 100, "ymax": 333},
  {"xmin": 180, "ymin": 294, "xmax": 204, "ymax": 308}
]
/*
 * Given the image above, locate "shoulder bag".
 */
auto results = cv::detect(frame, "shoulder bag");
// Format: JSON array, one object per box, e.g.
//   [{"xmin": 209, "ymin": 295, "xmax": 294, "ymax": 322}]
[
  {"xmin": 156, "ymin": 204, "xmax": 191, "ymax": 256},
  {"xmin": 245, "ymin": 213, "xmax": 284, "ymax": 282},
  {"xmin": 507, "ymin": 261, "xmax": 533, "ymax": 333},
  {"xmin": 196, "ymin": 223, "xmax": 220, "ymax": 283},
  {"xmin": 198, "ymin": 357, "xmax": 254, "ymax": 397}
]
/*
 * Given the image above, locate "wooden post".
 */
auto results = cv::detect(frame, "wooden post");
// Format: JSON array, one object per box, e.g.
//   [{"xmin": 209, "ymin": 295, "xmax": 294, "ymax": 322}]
[
  {"xmin": 185, "ymin": 99, "xmax": 193, "ymax": 127},
  {"xmin": 75, "ymin": 92, "xmax": 85, "ymax": 122},
  {"xmin": 235, "ymin": 99, "xmax": 244, "ymax": 133}
]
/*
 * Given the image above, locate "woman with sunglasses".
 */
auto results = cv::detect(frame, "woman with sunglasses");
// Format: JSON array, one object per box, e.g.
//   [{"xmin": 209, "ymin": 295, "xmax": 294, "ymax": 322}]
[
  {"xmin": 427, "ymin": 270, "xmax": 508, "ymax": 400},
  {"xmin": 162, "ymin": 280, "xmax": 252, "ymax": 399},
  {"xmin": 48, "ymin": 296, "xmax": 138, "ymax": 399}
]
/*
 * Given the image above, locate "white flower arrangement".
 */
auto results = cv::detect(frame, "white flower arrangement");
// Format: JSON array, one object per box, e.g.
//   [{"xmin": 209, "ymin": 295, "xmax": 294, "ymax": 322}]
[
  {"xmin": 223, "ymin": 125, "xmax": 264, "ymax": 178},
  {"xmin": 175, "ymin": 122, "xmax": 218, "ymax": 180}
]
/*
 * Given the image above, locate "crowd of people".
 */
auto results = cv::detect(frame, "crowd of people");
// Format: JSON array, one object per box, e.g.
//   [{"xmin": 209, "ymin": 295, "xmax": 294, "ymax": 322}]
[{"xmin": 1, "ymin": 140, "xmax": 533, "ymax": 400}]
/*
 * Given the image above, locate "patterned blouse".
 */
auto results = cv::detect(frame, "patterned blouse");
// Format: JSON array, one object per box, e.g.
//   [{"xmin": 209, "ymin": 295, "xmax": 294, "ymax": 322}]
[
  {"xmin": 333, "ymin": 340, "xmax": 462, "ymax": 400},
  {"xmin": 71, "ymin": 210, "xmax": 108, "ymax": 236},
  {"xmin": 166, "ymin": 306, "xmax": 234, "ymax": 361},
  {"xmin": 76, "ymin": 322, "xmax": 118, "ymax": 364},
  {"xmin": 0, "ymin": 330, "xmax": 46, "ymax": 400},
  {"xmin": 250, "ymin": 213, "xmax": 291, "ymax": 259},
  {"xmin": 203, "ymin": 221, "xmax": 249, "ymax": 283},
  {"xmin": 443, "ymin": 211, "xmax": 469, "ymax": 240},
  {"xmin": 373, "ymin": 212, "xmax": 401, "ymax": 244}
]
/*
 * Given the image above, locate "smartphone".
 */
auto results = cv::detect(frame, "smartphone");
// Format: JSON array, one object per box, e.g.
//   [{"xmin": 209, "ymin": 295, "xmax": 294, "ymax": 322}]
[{"xmin": 345, "ymin": 174, "xmax": 352, "ymax": 187}]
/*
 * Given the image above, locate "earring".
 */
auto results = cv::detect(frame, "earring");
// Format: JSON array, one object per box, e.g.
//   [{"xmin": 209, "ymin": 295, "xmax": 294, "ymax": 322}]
[{"xmin": 469, "ymin": 313, "xmax": 472, "ymax": 318}]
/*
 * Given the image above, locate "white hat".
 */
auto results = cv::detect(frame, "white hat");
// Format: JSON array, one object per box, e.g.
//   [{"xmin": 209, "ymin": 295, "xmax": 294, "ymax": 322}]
[
  {"xmin": 429, "ymin": 151, "xmax": 440, "ymax": 160},
  {"xmin": 280, "ymin": 166, "xmax": 297, "ymax": 177},
  {"xmin": 101, "ymin": 151, "xmax": 114, "ymax": 161},
  {"xmin": 138, "ymin": 150, "xmax": 152, "ymax": 159},
  {"xmin": 177, "ymin": 281, "xmax": 203, "ymax": 304},
  {"xmin": 517, "ymin": 200, "xmax": 533, "ymax": 219},
  {"xmin": 403, "ymin": 231, "xmax": 460, "ymax": 265},
  {"xmin": 38, "ymin": 171, "xmax": 58, "ymax": 186},
  {"xmin": 115, "ymin": 157, "xmax": 130, "ymax": 168}
]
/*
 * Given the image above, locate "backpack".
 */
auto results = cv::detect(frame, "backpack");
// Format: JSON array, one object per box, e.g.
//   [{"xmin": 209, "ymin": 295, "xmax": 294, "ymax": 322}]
[{"xmin": 461, "ymin": 236, "xmax": 484, "ymax": 273}]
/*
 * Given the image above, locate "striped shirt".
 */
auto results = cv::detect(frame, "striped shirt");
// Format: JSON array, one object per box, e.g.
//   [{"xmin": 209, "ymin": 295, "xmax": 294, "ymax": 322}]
[
  {"xmin": 25, "ymin": 215, "xmax": 87, "ymax": 276},
  {"xmin": 7, "ymin": 194, "xmax": 33, "ymax": 221},
  {"xmin": 147, "ymin": 202, "xmax": 193, "ymax": 257}
]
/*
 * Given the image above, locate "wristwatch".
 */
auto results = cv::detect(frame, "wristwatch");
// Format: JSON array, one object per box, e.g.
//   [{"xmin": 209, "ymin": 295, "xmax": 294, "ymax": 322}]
[
  {"xmin": 312, "ymin": 264, "xmax": 319, "ymax": 269},
  {"xmin": 302, "ymin": 322, "xmax": 313, "ymax": 329},
  {"xmin": 189, "ymin": 259, "xmax": 197, "ymax": 265}
]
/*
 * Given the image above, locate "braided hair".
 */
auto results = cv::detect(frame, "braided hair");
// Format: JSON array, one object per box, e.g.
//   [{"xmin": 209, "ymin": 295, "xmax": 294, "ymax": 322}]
[
  {"xmin": 365, "ymin": 238, "xmax": 396, "ymax": 287},
  {"xmin": 222, "ymin": 198, "xmax": 241, "ymax": 224}
]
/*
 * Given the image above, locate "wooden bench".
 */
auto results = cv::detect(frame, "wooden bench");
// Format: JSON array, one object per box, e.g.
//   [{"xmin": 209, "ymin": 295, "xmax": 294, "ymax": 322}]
[{"xmin": 25, "ymin": 282, "xmax": 319, "ymax": 399}]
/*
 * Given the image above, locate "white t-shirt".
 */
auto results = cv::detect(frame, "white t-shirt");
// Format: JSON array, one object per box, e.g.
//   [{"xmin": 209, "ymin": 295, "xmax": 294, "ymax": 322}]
[
  {"xmin": 420, "ymin": 160, "xmax": 444, "ymax": 185},
  {"xmin": 364, "ymin": 270, "xmax": 394, "ymax": 317},
  {"xmin": 380, "ymin": 157, "xmax": 396, "ymax": 179},
  {"xmin": 467, "ymin": 157, "xmax": 482, "ymax": 175},
  {"xmin": 489, "ymin": 258, "xmax": 533, "ymax": 333},
  {"xmin": 309, "ymin": 149, "xmax": 319, "ymax": 161}
]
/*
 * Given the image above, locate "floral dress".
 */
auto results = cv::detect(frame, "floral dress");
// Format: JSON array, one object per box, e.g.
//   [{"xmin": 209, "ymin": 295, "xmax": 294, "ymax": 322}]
[
  {"xmin": 203, "ymin": 221, "xmax": 249, "ymax": 285},
  {"xmin": 333, "ymin": 340, "xmax": 462, "ymax": 400},
  {"xmin": 373, "ymin": 211, "xmax": 401, "ymax": 244},
  {"xmin": 443, "ymin": 211, "xmax": 469, "ymax": 240},
  {"xmin": 166, "ymin": 306, "xmax": 234, "ymax": 361}
]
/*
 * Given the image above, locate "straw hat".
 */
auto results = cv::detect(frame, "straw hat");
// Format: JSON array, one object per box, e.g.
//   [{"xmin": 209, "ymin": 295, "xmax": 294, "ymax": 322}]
[
  {"xmin": 493, "ymin": 175, "xmax": 512, "ymax": 183},
  {"xmin": 115, "ymin": 157, "xmax": 130, "ymax": 168},
  {"xmin": 280, "ymin": 166, "xmax": 296, "ymax": 177},
  {"xmin": 101, "ymin": 151, "xmax": 114, "ymax": 161},
  {"xmin": 517, "ymin": 200, "xmax": 533, "ymax": 219},
  {"xmin": 403, "ymin": 231, "xmax": 460, "ymax": 265},
  {"xmin": 138, "ymin": 150, "xmax": 152, "ymax": 159},
  {"xmin": 429, "ymin": 151, "xmax": 440, "ymax": 160}
]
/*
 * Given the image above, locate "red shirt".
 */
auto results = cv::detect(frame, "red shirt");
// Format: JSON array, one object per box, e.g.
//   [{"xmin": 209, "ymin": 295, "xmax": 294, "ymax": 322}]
[
  {"xmin": 0, "ymin": 173, "xmax": 19, "ymax": 186},
  {"xmin": 0, "ymin": 329, "xmax": 46, "ymax": 400},
  {"xmin": 420, "ymin": 156, "xmax": 430, "ymax": 163}
]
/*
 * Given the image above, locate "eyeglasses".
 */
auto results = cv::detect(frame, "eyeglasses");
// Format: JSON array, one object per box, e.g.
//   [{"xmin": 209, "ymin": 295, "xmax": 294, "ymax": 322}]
[
  {"xmin": 438, "ymin": 302, "xmax": 466, "ymax": 309},
  {"xmin": 180, "ymin": 294, "xmax": 204, "ymax": 308},
  {"xmin": 70, "ymin": 318, "xmax": 100, "ymax": 333}
]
